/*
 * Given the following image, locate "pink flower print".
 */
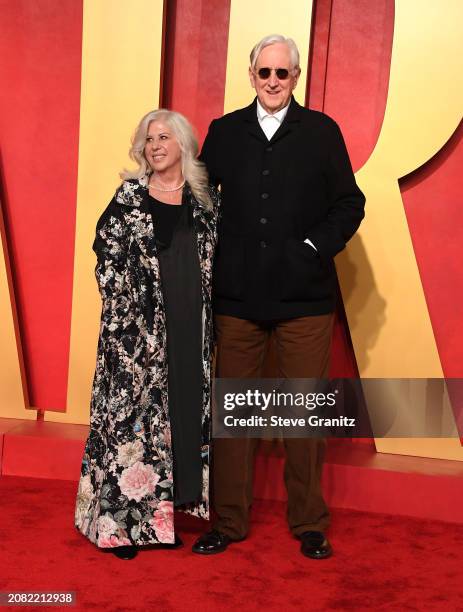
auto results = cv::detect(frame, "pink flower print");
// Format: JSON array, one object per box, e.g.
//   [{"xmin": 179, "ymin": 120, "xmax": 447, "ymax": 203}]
[
  {"xmin": 150, "ymin": 500, "xmax": 174, "ymax": 543},
  {"xmin": 98, "ymin": 534, "xmax": 132, "ymax": 548},
  {"xmin": 118, "ymin": 461, "xmax": 159, "ymax": 502}
]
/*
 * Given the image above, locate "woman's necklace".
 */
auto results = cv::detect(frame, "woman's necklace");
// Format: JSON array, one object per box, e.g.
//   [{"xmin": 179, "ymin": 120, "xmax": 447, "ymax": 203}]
[{"xmin": 148, "ymin": 177, "xmax": 185, "ymax": 192}]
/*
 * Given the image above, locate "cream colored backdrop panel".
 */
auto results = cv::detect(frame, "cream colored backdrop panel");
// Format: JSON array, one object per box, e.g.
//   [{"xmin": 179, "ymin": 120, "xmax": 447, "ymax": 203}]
[
  {"xmin": 46, "ymin": 0, "xmax": 164, "ymax": 424},
  {"xmin": 224, "ymin": 0, "xmax": 313, "ymax": 114},
  {"xmin": 337, "ymin": 0, "xmax": 463, "ymax": 459}
]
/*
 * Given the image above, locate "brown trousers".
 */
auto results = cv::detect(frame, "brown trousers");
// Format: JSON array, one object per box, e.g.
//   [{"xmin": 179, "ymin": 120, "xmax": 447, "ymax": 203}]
[{"xmin": 213, "ymin": 314, "xmax": 333, "ymax": 539}]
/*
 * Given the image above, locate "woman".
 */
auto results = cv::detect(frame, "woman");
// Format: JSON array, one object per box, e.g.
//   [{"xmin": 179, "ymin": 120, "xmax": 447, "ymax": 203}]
[{"xmin": 75, "ymin": 110, "xmax": 219, "ymax": 560}]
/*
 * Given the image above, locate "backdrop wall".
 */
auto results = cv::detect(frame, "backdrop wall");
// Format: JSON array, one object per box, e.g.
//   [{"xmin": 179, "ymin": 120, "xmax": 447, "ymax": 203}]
[{"xmin": 0, "ymin": 0, "xmax": 462, "ymax": 460}]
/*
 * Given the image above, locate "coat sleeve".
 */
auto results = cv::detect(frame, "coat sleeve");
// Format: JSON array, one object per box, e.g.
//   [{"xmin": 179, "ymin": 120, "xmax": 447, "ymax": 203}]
[
  {"xmin": 92, "ymin": 196, "xmax": 130, "ymax": 302},
  {"xmin": 199, "ymin": 119, "xmax": 221, "ymax": 188},
  {"xmin": 307, "ymin": 119, "xmax": 365, "ymax": 260}
]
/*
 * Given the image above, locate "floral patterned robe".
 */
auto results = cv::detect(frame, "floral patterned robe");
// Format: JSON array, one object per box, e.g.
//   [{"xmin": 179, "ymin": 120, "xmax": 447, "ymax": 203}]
[{"xmin": 75, "ymin": 177, "xmax": 219, "ymax": 548}]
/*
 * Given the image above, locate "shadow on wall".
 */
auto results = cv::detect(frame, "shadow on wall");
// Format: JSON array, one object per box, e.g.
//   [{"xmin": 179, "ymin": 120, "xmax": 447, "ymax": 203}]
[
  {"xmin": 335, "ymin": 233, "xmax": 387, "ymax": 375},
  {"xmin": 337, "ymin": 235, "xmax": 462, "ymax": 441}
]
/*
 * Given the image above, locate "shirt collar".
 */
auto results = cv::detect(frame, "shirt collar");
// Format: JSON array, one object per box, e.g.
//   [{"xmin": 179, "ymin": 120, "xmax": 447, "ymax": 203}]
[{"xmin": 256, "ymin": 99, "xmax": 290, "ymax": 123}]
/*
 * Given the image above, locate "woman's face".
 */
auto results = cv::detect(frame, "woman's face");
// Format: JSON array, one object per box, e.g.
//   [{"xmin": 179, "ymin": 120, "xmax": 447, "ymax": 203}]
[{"xmin": 144, "ymin": 120, "xmax": 182, "ymax": 175}]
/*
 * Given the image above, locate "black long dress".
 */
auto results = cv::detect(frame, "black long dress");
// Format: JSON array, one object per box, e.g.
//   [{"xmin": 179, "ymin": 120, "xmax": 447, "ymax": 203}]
[{"xmin": 148, "ymin": 194, "xmax": 203, "ymax": 506}]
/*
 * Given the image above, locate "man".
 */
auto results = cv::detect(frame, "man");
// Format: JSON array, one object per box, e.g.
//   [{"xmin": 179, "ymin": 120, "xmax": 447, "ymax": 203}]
[{"xmin": 192, "ymin": 34, "xmax": 365, "ymax": 559}]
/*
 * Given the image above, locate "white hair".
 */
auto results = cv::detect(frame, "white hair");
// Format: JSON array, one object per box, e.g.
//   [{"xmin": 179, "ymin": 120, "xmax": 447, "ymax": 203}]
[
  {"xmin": 120, "ymin": 109, "xmax": 212, "ymax": 209},
  {"xmin": 250, "ymin": 34, "xmax": 300, "ymax": 71}
]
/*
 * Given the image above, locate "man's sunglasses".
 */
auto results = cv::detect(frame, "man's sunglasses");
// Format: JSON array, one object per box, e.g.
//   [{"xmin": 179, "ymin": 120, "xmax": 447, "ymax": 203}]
[{"xmin": 255, "ymin": 67, "xmax": 291, "ymax": 80}]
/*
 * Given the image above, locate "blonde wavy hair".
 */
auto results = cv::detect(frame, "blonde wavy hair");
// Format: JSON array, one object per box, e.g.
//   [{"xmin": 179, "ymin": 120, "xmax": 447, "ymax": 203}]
[{"xmin": 120, "ymin": 109, "xmax": 212, "ymax": 209}]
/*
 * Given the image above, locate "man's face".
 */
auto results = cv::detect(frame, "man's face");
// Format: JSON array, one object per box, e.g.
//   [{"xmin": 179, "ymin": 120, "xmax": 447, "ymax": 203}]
[{"xmin": 249, "ymin": 42, "xmax": 300, "ymax": 114}]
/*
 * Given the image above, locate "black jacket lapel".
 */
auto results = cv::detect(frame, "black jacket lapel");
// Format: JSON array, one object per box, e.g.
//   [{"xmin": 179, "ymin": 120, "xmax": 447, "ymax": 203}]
[
  {"xmin": 269, "ymin": 96, "xmax": 303, "ymax": 145},
  {"xmin": 243, "ymin": 99, "xmax": 268, "ymax": 143}
]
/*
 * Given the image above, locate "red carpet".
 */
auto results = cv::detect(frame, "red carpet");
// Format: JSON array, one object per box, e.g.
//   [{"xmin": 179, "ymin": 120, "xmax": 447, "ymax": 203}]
[{"xmin": 1, "ymin": 475, "xmax": 462, "ymax": 611}]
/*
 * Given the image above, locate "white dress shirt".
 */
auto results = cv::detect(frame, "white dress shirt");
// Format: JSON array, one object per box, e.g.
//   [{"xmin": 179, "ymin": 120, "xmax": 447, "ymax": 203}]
[
  {"xmin": 256, "ymin": 99, "xmax": 317, "ymax": 252},
  {"xmin": 256, "ymin": 99, "xmax": 289, "ymax": 141}
]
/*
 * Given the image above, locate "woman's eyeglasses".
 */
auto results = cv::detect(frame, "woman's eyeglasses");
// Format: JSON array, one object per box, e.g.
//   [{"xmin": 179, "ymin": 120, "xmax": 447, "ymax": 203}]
[{"xmin": 255, "ymin": 67, "xmax": 291, "ymax": 80}]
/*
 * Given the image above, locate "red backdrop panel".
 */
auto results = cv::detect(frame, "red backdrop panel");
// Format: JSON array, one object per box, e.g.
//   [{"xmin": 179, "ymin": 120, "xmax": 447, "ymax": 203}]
[
  {"xmin": 0, "ymin": 0, "xmax": 83, "ymax": 410},
  {"xmin": 401, "ymin": 122, "xmax": 463, "ymax": 379},
  {"xmin": 310, "ymin": 0, "xmax": 394, "ymax": 172},
  {"xmin": 163, "ymin": 0, "xmax": 231, "ymax": 145},
  {"xmin": 1, "ymin": 0, "xmax": 459, "ymax": 432}
]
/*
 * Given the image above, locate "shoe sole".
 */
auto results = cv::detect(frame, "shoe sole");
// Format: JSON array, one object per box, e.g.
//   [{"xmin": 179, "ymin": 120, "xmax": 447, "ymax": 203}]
[{"xmin": 301, "ymin": 548, "xmax": 333, "ymax": 560}]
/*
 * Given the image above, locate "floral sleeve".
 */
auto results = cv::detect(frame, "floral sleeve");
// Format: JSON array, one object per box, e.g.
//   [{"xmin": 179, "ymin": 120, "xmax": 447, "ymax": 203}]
[{"xmin": 92, "ymin": 197, "xmax": 129, "ymax": 302}]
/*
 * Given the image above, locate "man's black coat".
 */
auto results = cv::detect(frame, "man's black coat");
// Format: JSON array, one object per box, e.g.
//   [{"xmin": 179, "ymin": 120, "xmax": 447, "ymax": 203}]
[{"xmin": 200, "ymin": 96, "xmax": 365, "ymax": 320}]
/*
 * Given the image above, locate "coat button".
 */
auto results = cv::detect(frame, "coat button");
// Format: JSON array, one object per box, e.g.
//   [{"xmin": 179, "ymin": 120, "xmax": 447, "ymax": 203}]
[
  {"xmin": 260, "ymin": 240, "xmax": 267, "ymax": 248},
  {"xmin": 261, "ymin": 193, "xmax": 269, "ymax": 199},
  {"xmin": 266, "ymin": 146, "xmax": 273, "ymax": 152},
  {"xmin": 260, "ymin": 217, "xmax": 267, "ymax": 224},
  {"xmin": 262, "ymin": 169, "xmax": 270, "ymax": 176}
]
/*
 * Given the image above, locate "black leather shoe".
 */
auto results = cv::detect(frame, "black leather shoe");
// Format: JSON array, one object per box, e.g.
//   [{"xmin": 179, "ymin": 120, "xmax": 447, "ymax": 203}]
[
  {"xmin": 192, "ymin": 530, "xmax": 232, "ymax": 555},
  {"xmin": 111, "ymin": 545, "xmax": 138, "ymax": 560},
  {"xmin": 300, "ymin": 531, "xmax": 332, "ymax": 559}
]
